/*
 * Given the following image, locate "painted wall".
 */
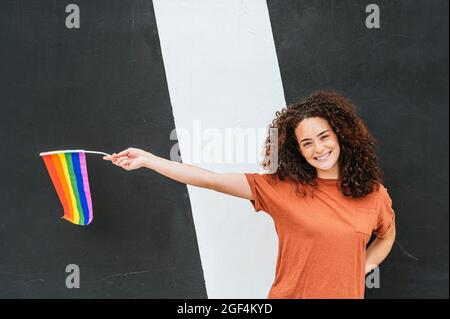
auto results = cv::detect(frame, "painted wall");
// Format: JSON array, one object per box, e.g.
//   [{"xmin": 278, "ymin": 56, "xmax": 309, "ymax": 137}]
[{"xmin": 0, "ymin": 0, "xmax": 448, "ymax": 298}]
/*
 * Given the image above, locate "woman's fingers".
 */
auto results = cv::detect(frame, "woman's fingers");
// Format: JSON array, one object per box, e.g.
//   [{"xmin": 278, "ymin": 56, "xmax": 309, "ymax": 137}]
[
  {"xmin": 103, "ymin": 152, "xmax": 118, "ymax": 161},
  {"xmin": 103, "ymin": 149, "xmax": 136, "ymax": 162},
  {"xmin": 117, "ymin": 159, "xmax": 131, "ymax": 170},
  {"xmin": 115, "ymin": 156, "xmax": 129, "ymax": 166},
  {"xmin": 103, "ymin": 152, "xmax": 133, "ymax": 169},
  {"xmin": 116, "ymin": 149, "xmax": 131, "ymax": 157}
]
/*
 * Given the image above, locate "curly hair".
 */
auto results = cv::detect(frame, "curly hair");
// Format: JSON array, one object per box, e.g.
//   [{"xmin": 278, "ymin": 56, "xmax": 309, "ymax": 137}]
[{"xmin": 261, "ymin": 90, "xmax": 384, "ymax": 198}]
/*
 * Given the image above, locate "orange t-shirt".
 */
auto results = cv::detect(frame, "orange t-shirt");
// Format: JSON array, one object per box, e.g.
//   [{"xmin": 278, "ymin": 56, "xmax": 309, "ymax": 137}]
[{"xmin": 244, "ymin": 173, "xmax": 396, "ymax": 299}]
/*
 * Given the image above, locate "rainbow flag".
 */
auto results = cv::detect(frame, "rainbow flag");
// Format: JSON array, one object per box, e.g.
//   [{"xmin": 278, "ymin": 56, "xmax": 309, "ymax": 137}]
[{"xmin": 39, "ymin": 149, "xmax": 109, "ymax": 226}]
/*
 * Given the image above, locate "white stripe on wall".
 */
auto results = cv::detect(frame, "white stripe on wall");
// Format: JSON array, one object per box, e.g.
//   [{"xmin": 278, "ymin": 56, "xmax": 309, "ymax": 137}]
[{"xmin": 153, "ymin": 0, "xmax": 285, "ymax": 298}]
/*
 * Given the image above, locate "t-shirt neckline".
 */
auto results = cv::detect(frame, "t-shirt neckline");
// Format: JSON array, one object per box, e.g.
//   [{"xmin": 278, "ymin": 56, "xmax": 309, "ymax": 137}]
[{"xmin": 315, "ymin": 176, "xmax": 340, "ymax": 186}]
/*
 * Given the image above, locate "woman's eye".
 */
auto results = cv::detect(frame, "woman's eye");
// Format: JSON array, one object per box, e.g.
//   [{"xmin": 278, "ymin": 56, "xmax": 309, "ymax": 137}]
[
  {"xmin": 303, "ymin": 143, "xmax": 311, "ymax": 147},
  {"xmin": 321, "ymin": 135, "xmax": 329, "ymax": 139}
]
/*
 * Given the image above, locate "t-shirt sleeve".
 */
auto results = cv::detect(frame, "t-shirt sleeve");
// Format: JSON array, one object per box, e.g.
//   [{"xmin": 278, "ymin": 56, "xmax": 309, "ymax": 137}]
[
  {"xmin": 373, "ymin": 184, "xmax": 396, "ymax": 238},
  {"xmin": 244, "ymin": 172, "xmax": 277, "ymax": 214}
]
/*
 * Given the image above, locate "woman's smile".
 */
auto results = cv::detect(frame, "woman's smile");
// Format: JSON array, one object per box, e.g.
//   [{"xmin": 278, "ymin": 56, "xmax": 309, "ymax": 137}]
[{"xmin": 314, "ymin": 151, "xmax": 332, "ymax": 162}]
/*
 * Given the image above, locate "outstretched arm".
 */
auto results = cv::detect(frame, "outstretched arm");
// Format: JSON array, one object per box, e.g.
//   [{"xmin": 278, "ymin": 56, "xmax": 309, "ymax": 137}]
[{"xmin": 104, "ymin": 147, "xmax": 253, "ymax": 200}]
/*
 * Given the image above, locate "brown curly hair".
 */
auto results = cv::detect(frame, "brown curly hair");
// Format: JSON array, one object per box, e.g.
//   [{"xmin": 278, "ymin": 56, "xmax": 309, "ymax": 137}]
[{"xmin": 261, "ymin": 90, "xmax": 383, "ymax": 198}]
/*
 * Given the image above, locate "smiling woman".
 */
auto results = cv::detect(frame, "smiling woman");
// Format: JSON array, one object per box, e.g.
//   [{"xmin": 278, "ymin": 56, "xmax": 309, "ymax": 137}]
[
  {"xmin": 243, "ymin": 90, "xmax": 396, "ymax": 298},
  {"xmin": 104, "ymin": 90, "xmax": 396, "ymax": 299}
]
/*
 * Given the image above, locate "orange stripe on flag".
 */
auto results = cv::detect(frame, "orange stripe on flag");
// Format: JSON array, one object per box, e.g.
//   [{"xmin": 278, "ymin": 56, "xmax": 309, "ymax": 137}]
[
  {"xmin": 50, "ymin": 154, "xmax": 74, "ymax": 222},
  {"xmin": 43, "ymin": 155, "xmax": 70, "ymax": 220}
]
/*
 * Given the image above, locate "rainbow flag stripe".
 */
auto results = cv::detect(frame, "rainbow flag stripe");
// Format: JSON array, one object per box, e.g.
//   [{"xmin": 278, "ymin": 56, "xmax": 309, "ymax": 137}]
[{"xmin": 40, "ymin": 151, "xmax": 93, "ymax": 225}]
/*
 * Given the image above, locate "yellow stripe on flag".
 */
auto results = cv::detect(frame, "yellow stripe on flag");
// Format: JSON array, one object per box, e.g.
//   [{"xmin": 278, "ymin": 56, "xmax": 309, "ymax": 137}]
[{"xmin": 58, "ymin": 153, "xmax": 81, "ymax": 224}]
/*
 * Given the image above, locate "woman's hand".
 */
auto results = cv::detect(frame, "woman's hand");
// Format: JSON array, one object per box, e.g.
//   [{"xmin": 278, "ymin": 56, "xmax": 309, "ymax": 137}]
[{"xmin": 103, "ymin": 147, "xmax": 153, "ymax": 171}]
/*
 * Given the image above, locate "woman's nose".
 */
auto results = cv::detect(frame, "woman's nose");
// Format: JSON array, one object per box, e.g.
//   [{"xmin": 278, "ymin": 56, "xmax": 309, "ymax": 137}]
[{"xmin": 314, "ymin": 142, "xmax": 327, "ymax": 153}]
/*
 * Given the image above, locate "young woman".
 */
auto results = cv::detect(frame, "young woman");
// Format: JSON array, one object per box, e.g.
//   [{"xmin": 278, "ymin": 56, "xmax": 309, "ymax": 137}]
[{"xmin": 103, "ymin": 90, "xmax": 396, "ymax": 299}]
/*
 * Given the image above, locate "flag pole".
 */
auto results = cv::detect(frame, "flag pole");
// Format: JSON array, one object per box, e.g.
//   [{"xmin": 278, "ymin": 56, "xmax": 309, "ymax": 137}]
[
  {"xmin": 39, "ymin": 149, "xmax": 111, "ymax": 157},
  {"xmin": 83, "ymin": 150, "xmax": 111, "ymax": 156}
]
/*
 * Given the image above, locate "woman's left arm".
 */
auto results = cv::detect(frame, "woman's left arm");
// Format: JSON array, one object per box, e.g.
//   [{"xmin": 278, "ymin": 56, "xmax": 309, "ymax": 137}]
[{"xmin": 365, "ymin": 224, "xmax": 396, "ymax": 274}]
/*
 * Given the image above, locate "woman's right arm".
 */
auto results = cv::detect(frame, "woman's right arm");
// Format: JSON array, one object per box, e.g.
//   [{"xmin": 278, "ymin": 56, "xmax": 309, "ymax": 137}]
[{"xmin": 106, "ymin": 148, "xmax": 253, "ymax": 201}]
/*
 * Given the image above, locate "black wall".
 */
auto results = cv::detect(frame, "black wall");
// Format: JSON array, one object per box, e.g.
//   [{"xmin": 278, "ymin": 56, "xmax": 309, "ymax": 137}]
[
  {"xmin": 268, "ymin": 0, "xmax": 449, "ymax": 298},
  {"xmin": 0, "ymin": 0, "xmax": 206, "ymax": 298}
]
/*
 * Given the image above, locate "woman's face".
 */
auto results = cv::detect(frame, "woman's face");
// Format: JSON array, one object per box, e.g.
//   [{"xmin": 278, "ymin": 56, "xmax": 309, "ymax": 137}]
[{"xmin": 295, "ymin": 117, "xmax": 341, "ymax": 179}]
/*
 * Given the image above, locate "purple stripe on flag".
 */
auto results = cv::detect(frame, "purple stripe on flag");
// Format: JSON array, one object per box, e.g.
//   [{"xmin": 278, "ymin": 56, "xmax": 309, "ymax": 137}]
[{"xmin": 79, "ymin": 152, "xmax": 93, "ymax": 223}]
